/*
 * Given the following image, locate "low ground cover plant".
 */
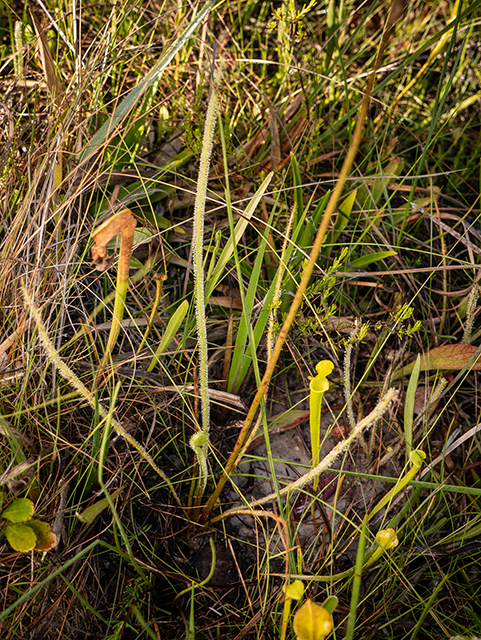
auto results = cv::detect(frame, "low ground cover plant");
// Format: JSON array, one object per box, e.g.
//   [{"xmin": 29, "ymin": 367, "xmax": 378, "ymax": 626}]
[{"xmin": 1, "ymin": 0, "xmax": 481, "ymax": 638}]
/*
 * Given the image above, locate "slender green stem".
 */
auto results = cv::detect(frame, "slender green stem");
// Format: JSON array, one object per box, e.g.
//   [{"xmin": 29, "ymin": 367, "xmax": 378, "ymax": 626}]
[
  {"xmin": 368, "ymin": 449, "xmax": 426, "ymax": 522},
  {"xmin": 137, "ymin": 273, "xmax": 167, "ymax": 354},
  {"xmin": 411, "ymin": 574, "xmax": 450, "ymax": 640},
  {"xmin": 97, "ymin": 380, "xmax": 147, "ymax": 580},
  {"xmin": 173, "ymin": 537, "xmax": 217, "ymax": 602},
  {"xmin": 97, "ymin": 212, "xmax": 136, "ymax": 374},
  {"xmin": 345, "ymin": 516, "xmax": 368, "ymax": 640}
]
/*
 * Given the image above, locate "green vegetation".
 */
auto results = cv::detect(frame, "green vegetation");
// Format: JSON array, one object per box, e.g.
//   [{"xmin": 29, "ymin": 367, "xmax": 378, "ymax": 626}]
[{"xmin": 1, "ymin": 0, "xmax": 481, "ymax": 638}]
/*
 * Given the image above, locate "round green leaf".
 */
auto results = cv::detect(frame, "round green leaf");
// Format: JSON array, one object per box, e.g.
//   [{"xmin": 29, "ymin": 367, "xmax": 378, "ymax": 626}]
[
  {"xmin": 2, "ymin": 498, "xmax": 34, "ymax": 523},
  {"xmin": 4, "ymin": 523, "xmax": 37, "ymax": 552}
]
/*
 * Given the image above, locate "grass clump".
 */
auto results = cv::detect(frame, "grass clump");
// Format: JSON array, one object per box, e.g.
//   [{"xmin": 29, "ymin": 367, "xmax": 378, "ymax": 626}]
[{"xmin": 1, "ymin": 0, "xmax": 481, "ymax": 638}]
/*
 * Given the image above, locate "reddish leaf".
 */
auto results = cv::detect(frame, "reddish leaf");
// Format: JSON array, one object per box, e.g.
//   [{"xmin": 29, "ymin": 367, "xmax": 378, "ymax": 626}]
[
  {"xmin": 394, "ymin": 344, "xmax": 481, "ymax": 379},
  {"xmin": 27, "ymin": 520, "xmax": 58, "ymax": 552}
]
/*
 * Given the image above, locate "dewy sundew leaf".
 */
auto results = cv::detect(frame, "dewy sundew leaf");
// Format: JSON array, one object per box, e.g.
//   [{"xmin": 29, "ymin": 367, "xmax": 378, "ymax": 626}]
[{"xmin": 190, "ymin": 63, "xmax": 224, "ymax": 500}]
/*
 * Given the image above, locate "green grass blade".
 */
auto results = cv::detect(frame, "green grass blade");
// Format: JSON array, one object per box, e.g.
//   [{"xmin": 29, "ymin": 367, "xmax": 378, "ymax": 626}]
[
  {"xmin": 404, "ymin": 353, "xmax": 421, "ymax": 463},
  {"xmin": 204, "ymin": 171, "xmax": 273, "ymax": 303},
  {"xmin": 147, "ymin": 299, "xmax": 189, "ymax": 373},
  {"xmin": 227, "ymin": 231, "xmax": 269, "ymax": 393},
  {"xmin": 344, "ymin": 516, "xmax": 368, "ymax": 640}
]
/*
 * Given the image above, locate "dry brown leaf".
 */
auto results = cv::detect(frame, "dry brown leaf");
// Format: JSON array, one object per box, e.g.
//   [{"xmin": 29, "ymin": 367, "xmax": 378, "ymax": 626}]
[
  {"xmin": 27, "ymin": 520, "xmax": 59, "ymax": 552},
  {"xmin": 0, "ymin": 459, "xmax": 35, "ymax": 495},
  {"xmin": 91, "ymin": 209, "xmax": 136, "ymax": 271},
  {"xmin": 208, "ymin": 296, "xmax": 243, "ymax": 310},
  {"xmin": 29, "ymin": 11, "xmax": 65, "ymax": 100},
  {"xmin": 395, "ymin": 343, "xmax": 481, "ymax": 379},
  {"xmin": 412, "ymin": 385, "xmax": 442, "ymax": 418}
]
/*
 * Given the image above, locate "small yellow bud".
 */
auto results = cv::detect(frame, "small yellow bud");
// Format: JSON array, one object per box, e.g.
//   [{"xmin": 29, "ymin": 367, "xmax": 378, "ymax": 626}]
[
  {"xmin": 284, "ymin": 580, "xmax": 305, "ymax": 601},
  {"xmin": 409, "ymin": 449, "xmax": 426, "ymax": 469},
  {"xmin": 376, "ymin": 528, "xmax": 399, "ymax": 550},
  {"xmin": 293, "ymin": 599, "xmax": 333, "ymax": 640}
]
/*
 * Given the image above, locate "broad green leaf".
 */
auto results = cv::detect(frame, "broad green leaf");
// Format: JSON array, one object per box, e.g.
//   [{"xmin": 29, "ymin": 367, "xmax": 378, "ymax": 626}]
[
  {"xmin": 282, "ymin": 191, "xmax": 331, "ymax": 313},
  {"xmin": 292, "ymin": 154, "xmax": 303, "ymax": 227},
  {"xmin": 76, "ymin": 487, "xmax": 124, "ymax": 525},
  {"xmin": 77, "ymin": 496, "xmax": 111, "ymax": 525},
  {"xmin": 404, "ymin": 353, "xmax": 421, "ymax": 461},
  {"xmin": 321, "ymin": 596, "xmax": 338, "ymax": 616},
  {"xmin": 2, "ymin": 498, "xmax": 34, "ymax": 523},
  {"xmin": 332, "ymin": 190, "xmax": 356, "ymax": 243},
  {"xmin": 349, "ymin": 250, "xmax": 396, "ymax": 269},
  {"xmin": 27, "ymin": 520, "xmax": 58, "ymax": 552},
  {"xmin": 227, "ymin": 231, "xmax": 269, "ymax": 393},
  {"xmin": 394, "ymin": 343, "xmax": 481, "ymax": 380},
  {"xmin": 268, "ymin": 409, "xmax": 310, "ymax": 431},
  {"xmin": 228, "ymin": 270, "xmax": 277, "ymax": 394},
  {"xmin": 4, "ymin": 523, "xmax": 37, "ymax": 552},
  {"xmin": 370, "ymin": 158, "xmax": 404, "ymax": 205},
  {"xmin": 357, "ymin": 158, "xmax": 404, "ymax": 208},
  {"xmin": 80, "ymin": 0, "xmax": 218, "ymax": 163}
]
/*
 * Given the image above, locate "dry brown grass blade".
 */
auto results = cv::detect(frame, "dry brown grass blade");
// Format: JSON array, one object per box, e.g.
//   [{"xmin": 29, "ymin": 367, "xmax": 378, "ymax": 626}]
[
  {"xmin": 29, "ymin": 10, "xmax": 65, "ymax": 100},
  {"xmin": 29, "ymin": 9, "xmax": 66, "ymax": 194},
  {"xmin": 268, "ymin": 103, "xmax": 281, "ymax": 171}
]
